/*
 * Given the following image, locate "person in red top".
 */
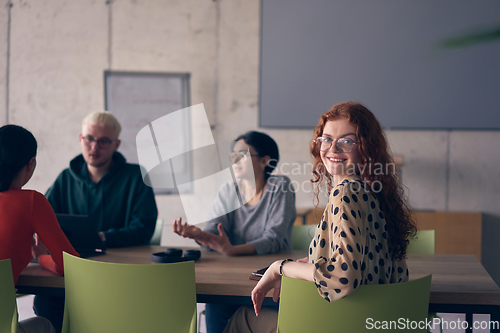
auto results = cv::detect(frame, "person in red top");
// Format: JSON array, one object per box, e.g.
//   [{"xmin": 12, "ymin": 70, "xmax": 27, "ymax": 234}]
[{"xmin": 0, "ymin": 124, "xmax": 79, "ymax": 333}]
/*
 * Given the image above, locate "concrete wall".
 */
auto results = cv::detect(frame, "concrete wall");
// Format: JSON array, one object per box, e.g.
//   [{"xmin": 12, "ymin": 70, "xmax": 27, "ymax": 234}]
[
  {"xmin": 0, "ymin": 0, "xmax": 8, "ymax": 124},
  {"xmin": 2, "ymin": 0, "xmax": 499, "ymax": 285}
]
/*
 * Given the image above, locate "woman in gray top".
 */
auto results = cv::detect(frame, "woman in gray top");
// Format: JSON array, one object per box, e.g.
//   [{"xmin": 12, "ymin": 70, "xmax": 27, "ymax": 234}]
[
  {"xmin": 173, "ymin": 131, "xmax": 296, "ymax": 256},
  {"xmin": 173, "ymin": 131, "xmax": 296, "ymax": 333}
]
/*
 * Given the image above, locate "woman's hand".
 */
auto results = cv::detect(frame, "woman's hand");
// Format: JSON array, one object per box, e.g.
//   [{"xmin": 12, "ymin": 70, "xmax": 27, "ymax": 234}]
[
  {"xmin": 251, "ymin": 260, "xmax": 282, "ymax": 316},
  {"xmin": 296, "ymin": 256, "xmax": 308, "ymax": 263},
  {"xmin": 31, "ymin": 234, "xmax": 48, "ymax": 262},
  {"xmin": 202, "ymin": 223, "xmax": 235, "ymax": 256},
  {"xmin": 172, "ymin": 217, "xmax": 202, "ymax": 239}
]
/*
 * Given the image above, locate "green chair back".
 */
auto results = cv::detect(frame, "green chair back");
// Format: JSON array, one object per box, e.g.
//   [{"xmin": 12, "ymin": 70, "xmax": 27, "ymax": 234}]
[
  {"xmin": 0, "ymin": 259, "xmax": 19, "ymax": 333},
  {"xmin": 406, "ymin": 230, "xmax": 439, "ymax": 332},
  {"xmin": 407, "ymin": 230, "xmax": 435, "ymax": 254},
  {"xmin": 62, "ymin": 253, "xmax": 196, "ymax": 333},
  {"xmin": 149, "ymin": 218, "xmax": 164, "ymax": 245},
  {"xmin": 291, "ymin": 225, "xmax": 315, "ymax": 251},
  {"xmin": 277, "ymin": 275, "xmax": 432, "ymax": 333}
]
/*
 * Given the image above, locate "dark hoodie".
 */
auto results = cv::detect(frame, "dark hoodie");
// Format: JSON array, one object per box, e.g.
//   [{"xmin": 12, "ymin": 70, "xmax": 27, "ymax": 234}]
[{"xmin": 45, "ymin": 152, "xmax": 158, "ymax": 248}]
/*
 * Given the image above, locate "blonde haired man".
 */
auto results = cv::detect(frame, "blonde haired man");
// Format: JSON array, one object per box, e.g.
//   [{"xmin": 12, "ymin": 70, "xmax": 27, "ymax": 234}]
[{"xmin": 34, "ymin": 111, "xmax": 158, "ymax": 332}]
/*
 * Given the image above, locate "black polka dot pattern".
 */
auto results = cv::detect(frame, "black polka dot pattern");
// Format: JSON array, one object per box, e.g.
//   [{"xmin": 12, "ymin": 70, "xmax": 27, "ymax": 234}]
[{"xmin": 309, "ymin": 175, "xmax": 409, "ymax": 302}]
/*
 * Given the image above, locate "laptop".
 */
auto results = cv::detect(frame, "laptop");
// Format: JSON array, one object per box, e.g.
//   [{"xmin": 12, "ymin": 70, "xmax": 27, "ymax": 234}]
[{"xmin": 56, "ymin": 214, "xmax": 106, "ymax": 258}]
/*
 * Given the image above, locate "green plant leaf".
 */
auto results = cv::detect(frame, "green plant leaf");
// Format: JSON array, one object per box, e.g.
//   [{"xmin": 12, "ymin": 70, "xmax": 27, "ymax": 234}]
[{"xmin": 439, "ymin": 26, "xmax": 500, "ymax": 48}]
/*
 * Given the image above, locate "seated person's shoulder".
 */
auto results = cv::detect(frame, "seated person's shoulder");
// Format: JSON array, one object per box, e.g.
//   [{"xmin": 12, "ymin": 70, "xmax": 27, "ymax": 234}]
[
  {"xmin": 22, "ymin": 189, "xmax": 50, "ymax": 204},
  {"xmin": 114, "ymin": 161, "xmax": 147, "ymax": 183},
  {"xmin": 267, "ymin": 175, "xmax": 292, "ymax": 187},
  {"xmin": 333, "ymin": 177, "xmax": 375, "ymax": 209},
  {"xmin": 55, "ymin": 167, "xmax": 72, "ymax": 179},
  {"xmin": 9, "ymin": 188, "xmax": 38, "ymax": 199},
  {"xmin": 339, "ymin": 177, "xmax": 367, "ymax": 194},
  {"xmin": 122, "ymin": 161, "xmax": 143, "ymax": 174},
  {"xmin": 268, "ymin": 175, "xmax": 295, "ymax": 196}
]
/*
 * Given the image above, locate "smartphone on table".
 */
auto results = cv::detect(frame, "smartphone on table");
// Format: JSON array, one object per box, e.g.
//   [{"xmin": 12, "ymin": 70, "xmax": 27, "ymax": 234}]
[{"xmin": 249, "ymin": 266, "xmax": 268, "ymax": 281}]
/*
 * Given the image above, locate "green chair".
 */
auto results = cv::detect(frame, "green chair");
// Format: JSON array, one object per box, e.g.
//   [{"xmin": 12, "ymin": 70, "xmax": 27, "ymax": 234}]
[
  {"xmin": 291, "ymin": 225, "xmax": 315, "ymax": 251},
  {"xmin": 407, "ymin": 230, "xmax": 435, "ymax": 255},
  {"xmin": 149, "ymin": 218, "xmax": 164, "ymax": 245},
  {"xmin": 407, "ymin": 230, "xmax": 441, "ymax": 332},
  {"xmin": 61, "ymin": 253, "xmax": 197, "ymax": 333},
  {"xmin": 277, "ymin": 275, "xmax": 432, "ymax": 333},
  {"xmin": 0, "ymin": 259, "xmax": 19, "ymax": 333}
]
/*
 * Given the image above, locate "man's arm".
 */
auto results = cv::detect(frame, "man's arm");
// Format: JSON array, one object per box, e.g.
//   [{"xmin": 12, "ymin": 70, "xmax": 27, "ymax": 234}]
[{"xmin": 102, "ymin": 176, "xmax": 158, "ymax": 247}]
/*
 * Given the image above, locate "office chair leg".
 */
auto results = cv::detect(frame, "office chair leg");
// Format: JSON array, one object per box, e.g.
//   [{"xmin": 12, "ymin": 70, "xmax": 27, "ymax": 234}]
[{"xmin": 198, "ymin": 309, "xmax": 205, "ymax": 333}]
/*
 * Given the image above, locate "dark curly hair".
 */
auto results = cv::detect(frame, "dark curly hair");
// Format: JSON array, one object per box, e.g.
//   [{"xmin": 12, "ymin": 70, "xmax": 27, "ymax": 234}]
[{"xmin": 310, "ymin": 101, "xmax": 416, "ymax": 260}]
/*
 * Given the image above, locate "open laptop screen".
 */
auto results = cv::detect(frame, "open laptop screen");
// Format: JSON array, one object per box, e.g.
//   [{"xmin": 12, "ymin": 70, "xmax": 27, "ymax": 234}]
[{"xmin": 56, "ymin": 214, "xmax": 106, "ymax": 258}]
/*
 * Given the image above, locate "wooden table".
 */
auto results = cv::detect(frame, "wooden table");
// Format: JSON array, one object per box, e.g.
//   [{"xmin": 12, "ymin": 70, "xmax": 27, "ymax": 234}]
[{"xmin": 16, "ymin": 247, "xmax": 500, "ymax": 316}]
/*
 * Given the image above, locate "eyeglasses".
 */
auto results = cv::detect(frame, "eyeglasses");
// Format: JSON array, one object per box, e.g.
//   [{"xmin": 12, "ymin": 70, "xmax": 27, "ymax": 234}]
[
  {"xmin": 228, "ymin": 152, "xmax": 260, "ymax": 163},
  {"xmin": 313, "ymin": 136, "xmax": 358, "ymax": 153},
  {"xmin": 82, "ymin": 135, "xmax": 117, "ymax": 149}
]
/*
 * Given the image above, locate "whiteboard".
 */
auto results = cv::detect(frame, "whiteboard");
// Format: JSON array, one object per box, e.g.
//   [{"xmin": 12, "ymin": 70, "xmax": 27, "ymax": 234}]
[
  {"xmin": 104, "ymin": 71, "xmax": 191, "ymax": 194},
  {"xmin": 259, "ymin": 0, "xmax": 500, "ymax": 129}
]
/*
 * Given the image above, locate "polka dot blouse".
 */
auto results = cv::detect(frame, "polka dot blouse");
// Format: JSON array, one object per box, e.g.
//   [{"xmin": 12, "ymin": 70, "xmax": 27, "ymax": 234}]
[{"xmin": 308, "ymin": 175, "xmax": 409, "ymax": 302}]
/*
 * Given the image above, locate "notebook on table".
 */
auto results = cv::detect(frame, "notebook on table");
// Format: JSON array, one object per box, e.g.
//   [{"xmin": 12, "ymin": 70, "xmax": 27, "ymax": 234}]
[{"xmin": 56, "ymin": 214, "xmax": 106, "ymax": 258}]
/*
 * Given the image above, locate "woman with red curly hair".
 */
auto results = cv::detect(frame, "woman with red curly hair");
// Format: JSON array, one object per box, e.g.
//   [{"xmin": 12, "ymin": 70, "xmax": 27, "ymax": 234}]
[{"xmin": 223, "ymin": 101, "xmax": 417, "ymax": 333}]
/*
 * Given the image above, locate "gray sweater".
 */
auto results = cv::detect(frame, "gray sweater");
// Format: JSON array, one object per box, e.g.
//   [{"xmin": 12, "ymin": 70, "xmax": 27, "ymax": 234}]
[{"xmin": 203, "ymin": 175, "xmax": 296, "ymax": 255}]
